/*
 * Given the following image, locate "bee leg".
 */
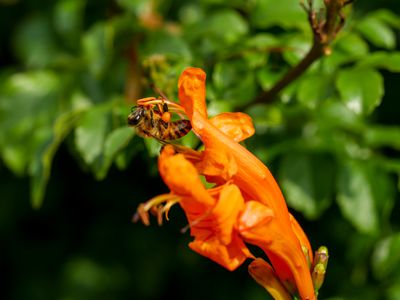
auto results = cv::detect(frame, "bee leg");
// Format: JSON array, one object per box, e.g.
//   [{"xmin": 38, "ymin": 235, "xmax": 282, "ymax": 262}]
[
  {"xmin": 160, "ymin": 99, "xmax": 171, "ymax": 122},
  {"xmin": 150, "ymin": 109, "xmax": 156, "ymax": 127},
  {"xmin": 156, "ymin": 102, "xmax": 163, "ymax": 114}
]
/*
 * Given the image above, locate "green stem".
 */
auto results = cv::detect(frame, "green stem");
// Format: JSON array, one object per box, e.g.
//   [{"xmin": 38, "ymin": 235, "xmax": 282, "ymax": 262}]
[
  {"xmin": 242, "ymin": 0, "xmax": 351, "ymax": 109},
  {"xmin": 251, "ymin": 41, "xmax": 324, "ymax": 107}
]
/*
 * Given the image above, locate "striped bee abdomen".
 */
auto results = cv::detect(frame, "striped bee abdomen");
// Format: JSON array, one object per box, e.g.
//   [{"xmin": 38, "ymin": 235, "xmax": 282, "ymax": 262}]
[{"xmin": 162, "ymin": 119, "xmax": 192, "ymax": 140}]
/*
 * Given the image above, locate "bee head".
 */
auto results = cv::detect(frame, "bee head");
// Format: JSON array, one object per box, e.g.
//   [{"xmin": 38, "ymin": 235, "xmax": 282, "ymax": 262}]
[{"xmin": 127, "ymin": 106, "xmax": 146, "ymax": 126}]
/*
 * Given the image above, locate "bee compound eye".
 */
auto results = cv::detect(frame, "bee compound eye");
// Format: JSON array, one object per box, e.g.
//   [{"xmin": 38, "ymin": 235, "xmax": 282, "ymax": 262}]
[{"xmin": 127, "ymin": 106, "xmax": 145, "ymax": 126}]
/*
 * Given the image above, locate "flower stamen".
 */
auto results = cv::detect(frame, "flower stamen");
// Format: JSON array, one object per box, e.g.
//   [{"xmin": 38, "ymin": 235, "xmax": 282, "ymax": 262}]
[
  {"xmin": 162, "ymin": 198, "xmax": 180, "ymax": 221},
  {"xmin": 133, "ymin": 193, "xmax": 181, "ymax": 225}
]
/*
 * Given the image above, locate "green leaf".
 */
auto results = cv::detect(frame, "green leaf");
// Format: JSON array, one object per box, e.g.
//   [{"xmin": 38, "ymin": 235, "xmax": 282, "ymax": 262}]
[
  {"xmin": 370, "ymin": 9, "xmax": 400, "ymax": 29},
  {"xmin": 14, "ymin": 16, "xmax": 59, "ymax": 68},
  {"xmin": 322, "ymin": 51, "xmax": 355, "ymax": 73},
  {"xmin": 0, "ymin": 71, "xmax": 62, "ymax": 174},
  {"xmin": 297, "ymin": 74, "xmax": 332, "ymax": 108},
  {"xmin": 144, "ymin": 138, "xmax": 161, "ymax": 157},
  {"xmin": 30, "ymin": 110, "xmax": 84, "ymax": 208},
  {"xmin": 204, "ymin": 9, "xmax": 248, "ymax": 44},
  {"xmin": 75, "ymin": 106, "xmax": 110, "ymax": 166},
  {"xmin": 212, "ymin": 60, "xmax": 256, "ymax": 105},
  {"xmin": 316, "ymin": 100, "xmax": 362, "ymax": 131},
  {"xmin": 372, "ymin": 233, "xmax": 400, "ymax": 280},
  {"xmin": 246, "ymin": 104, "xmax": 283, "ymax": 132},
  {"xmin": 375, "ymin": 158, "xmax": 400, "ymax": 175},
  {"xmin": 387, "ymin": 281, "xmax": 400, "ymax": 300},
  {"xmin": 104, "ymin": 127, "xmax": 135, "ymax": 158},
  {"xmin": 245, "ymin": 33, "xmax": 279, "ymax": 49},
  {"xmin": 282, "ymin": 35, "xmax": 312, "ymax": 66},
  {"xmin": 96, "ymin": 127, "xmax": 135, "ymax": 180},
  {"xmin": 336, "ymin": 67, "xmax": 384, "ymax": 115},
  {"xmin": 357, "ymin": 16, "xmax": 396, "ymax": 49},
  {"xmin": 53, "ymin": 0, "xmax": 86, "ymax": 48},
  {"xmin": 117, "ymin": 0, "xmax": 151, "ymax": 16},
  {"xmin": 142, "ymin": 31, "xmax": 192, "ymax": 61},
  {"xmin": 82, "ymin": 22, "xmax": 114, "ymax": 78},
  {"xmin": 179, "ymin": 130, "xmax": 200, "ymax": 149},
  {"xmin": 207, "ymin": 100, "xmax": 234, "ymax": 116},
  {"xmin": 370, "ymin": 168, "xmax": 395, "ymax": 229},
  {"xmin": 336, "ymin": 160, "xmax": 378, "ymax": 235},
  {"xmin": 363, "ymin": 126, "xmax": 400, "ymax": 150},
  {"xmin": 279, "ymin": 152, "xmax": 334, "ymax": 219},
  {"xmin": 336, "ymin": 33, "xmax": 369, "ymax": 56},
  {"xmin": 250, "ymin": 0, "xmax": 307, "ymax": 29},
  {"xmin": 114, "ymin": 137, "xmax": 144, "ymax": 170},
  {"xmin": 241, "ymin": 34, "xmax": 280, "ymax": 68},
  {"xmin": 256, "ymin": 68, "xmax": 283, "ymax": 90},
  {"xmin": 357, "ymin": 52, "xmax": 400, "ymax": 73}
]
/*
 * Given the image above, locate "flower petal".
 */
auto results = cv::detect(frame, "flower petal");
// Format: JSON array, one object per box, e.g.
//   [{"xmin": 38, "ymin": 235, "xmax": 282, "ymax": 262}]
[
  {"xmin": 189, "ymin": 234, "xmax": 252, "ymax": 271},
  {"xmin": 178, "ymin": 67, "xmax": 207, "ymax": 122},
  {"xmin": 248, "ymin": 258, "xmax": 292, "ymax": 300},
  {"xmin": 209, "ymin": 112, "xmax": 255, "ymax": 142},
  {"xmin": 158, "ymin": 145, "xmax": 214, "ymax": 207},
  {"xmin": 183, "ymin": 184, "xmax": 244, "ymax": 243},
  {"xmin": 186, "ymin": 184, "xmax": 253, "ymax": 271},
  {"xmin": 290, "ymin": 213, "xmax": 313, "ymax": 263},
  {"xmin": 195, "ymin": 144, "xmax": 238, "ymax": 184},
  {"xmin": 238, "ymin": 202, "xmax": 315, "ymax": 300},
  {"xmin": 236, "ymin": 201, "xmax": 274, "ymax": 231},
  {"xmin": 210, "ymin": 184, "xmax": 245, "ymax": 245}
]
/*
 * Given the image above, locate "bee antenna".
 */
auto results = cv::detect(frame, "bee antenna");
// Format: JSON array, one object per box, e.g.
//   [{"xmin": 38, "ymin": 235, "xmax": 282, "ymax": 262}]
[{"xmin": 150, "ymin": 83, "xmax": 169, "ymax": 101}]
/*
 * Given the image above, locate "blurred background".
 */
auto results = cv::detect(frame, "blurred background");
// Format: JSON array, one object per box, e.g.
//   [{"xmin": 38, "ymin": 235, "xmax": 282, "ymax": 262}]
[{"xmin": 1, "ymin": 0, "xmax": 400, "ymax": 299}]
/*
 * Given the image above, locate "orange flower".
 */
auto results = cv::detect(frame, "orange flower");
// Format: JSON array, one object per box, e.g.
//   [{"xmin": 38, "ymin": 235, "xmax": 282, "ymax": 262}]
[
  {"xmin": 178, "ymin": 67, "xmax": 315, "ymax": 299},
  {"xmin": 136, "ymin": 67, "xmax": 317, "ymax": 300},
  {"xmin": 156, "ymin": 145, "xmax": 253, "ymax": 271}
]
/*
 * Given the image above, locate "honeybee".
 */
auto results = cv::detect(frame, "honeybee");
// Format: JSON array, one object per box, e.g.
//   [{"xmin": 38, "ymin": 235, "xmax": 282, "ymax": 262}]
[{"xmin": 128, "ymin": 97, "xmax": 192, "ymax": 141}]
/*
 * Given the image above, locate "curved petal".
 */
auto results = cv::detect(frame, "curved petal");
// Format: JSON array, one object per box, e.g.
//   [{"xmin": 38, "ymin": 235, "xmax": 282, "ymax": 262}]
[
  {"xmin": 158, "ymin": 145, "xmax": 214, "ymax": 208},
  {"xmin": 238, "ymin": 202, "xmax": 315, "ymax": 300},
  {"xmin": 189, "ymin": 234, "xmax": 252, "ymax": 271},
  {"xmin": 182, "ymin": 184, "xmax": 244, "ymax": 243},
  {"xmin": 210, "ymin": 184, "xmax": 245, "ymax": 244},
  {"xmin": 209, "ymin": 112, "xmax": 255, "ymax": 142},
  {"xmin": 195, "ymin": 144, "xmax": 238, "ymax": 184},
  {"xmin": 248, "ymin": 258, "xmax": 292, "ymax": 300},
  {"xmin": 236, "ymin": 201, "xmax": 274, "ymax": 231},
  {"xmin": 186, "ymin": 184, "xmax": 252, "ymax": 271},
  {"xmin": 178, "ymin": 67, "xmax": 207, "ymax": 122},
  {"xmin": 290, "ymin": 213, "xmax": 313, "ymax": 263}
]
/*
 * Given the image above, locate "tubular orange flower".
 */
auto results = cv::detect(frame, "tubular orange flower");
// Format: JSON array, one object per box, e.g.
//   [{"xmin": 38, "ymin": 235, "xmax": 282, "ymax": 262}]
[
  {"xmin": 178, "ymin": 67, "xmax": 315, "ymax": 299},
  {"xmin": 135, "ymin": 67, "xmax": 319, "ymax": 300}
]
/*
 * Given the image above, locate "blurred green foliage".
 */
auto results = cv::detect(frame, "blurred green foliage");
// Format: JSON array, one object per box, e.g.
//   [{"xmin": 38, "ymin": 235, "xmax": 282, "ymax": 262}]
[{"xmin": 1, "ymin": 0, "xmax": 400, "ymax": 299}]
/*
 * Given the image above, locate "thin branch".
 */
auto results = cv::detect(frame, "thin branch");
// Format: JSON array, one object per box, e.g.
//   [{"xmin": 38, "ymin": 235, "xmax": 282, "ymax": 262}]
[{"xmin": 245, "ymin": 0, "xmax": 352, "ymax": 108}]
